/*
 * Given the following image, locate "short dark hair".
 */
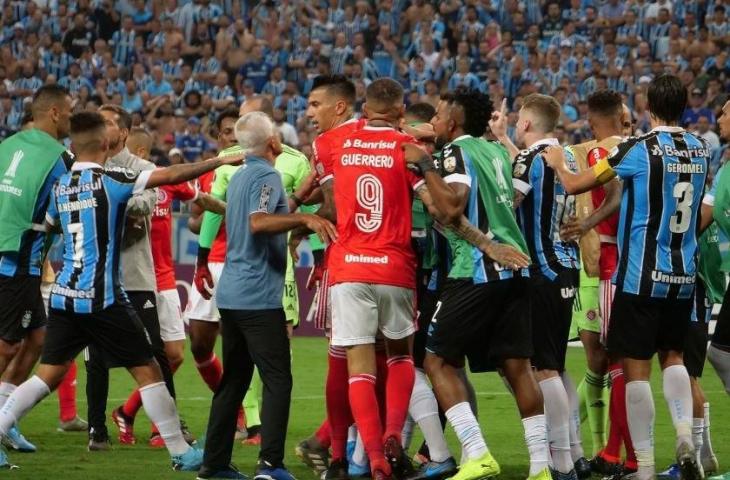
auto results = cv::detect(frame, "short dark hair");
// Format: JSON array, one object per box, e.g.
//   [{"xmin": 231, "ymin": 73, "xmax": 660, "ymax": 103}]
[
  {"xmin": 69, "ymin": 111, "xmax": 107, "ymax": 153},
  {"xmin": 31, "ymin": 84, "xmax": 69, "ymax": 115},
  {"xmin": 587, "ymin": 90, "xmax": 623, "ymax": 118},
  {"xmin": 216, "ymin": 107, "xmax": 239, "ymax": 130},
  {"xmin": 647, "ymin": 74, "xmax": 687, "ymax": 124},
  {"xmin": 522, "ymin": 93, "xmax": 561, "ymax": 133},
  {"xmin": 311, "ymin": 74, "xmax": 356, "ymax": 105},
  {"xmin": 99, "ymin": 103, "xmax": 132, "ymax": 130},
  {"xmin": 405, "ymin": 102, "xmax": 436, "ymax": 124},
  {"xmin": 441, "ymin": 87, "xmax": 494, "ymax": 138},
  {"xmin": 365, "ymin": 78, "xmax": 404, "ymax": 111}
]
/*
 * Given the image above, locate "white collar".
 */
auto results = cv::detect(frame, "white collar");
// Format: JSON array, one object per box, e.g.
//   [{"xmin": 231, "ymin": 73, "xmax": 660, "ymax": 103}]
[
  {"xmin": 528, "ymin": 137, "xmax": 560, "ymax": 148},
  {"xmin": 650, "ymin": 126, "xmax": 685, "ymax": 134},
  {"xmin": 363, "ymin": 124, "xmax": 396, "ymax": 131},
  {"xmin": 71, "ymin": 161, "xmax": 103, "ymax": 171},
  {"xmin": 452, "ymin": 134, "xmax": 472, "ymax": 142}
]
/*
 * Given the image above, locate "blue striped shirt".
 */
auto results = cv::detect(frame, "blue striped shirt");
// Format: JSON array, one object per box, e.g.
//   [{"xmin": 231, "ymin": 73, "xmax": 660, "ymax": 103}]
[
  {"xmin": 47, "ymin": 164, "xmax": 152, "ymax": 312},
  {"xmin": 110, "ymin": 29, "xmax": 136, "ymax": 66},
  {"xmin": 608, "ymin": 127, "xmax": 710, "ymax": 299},
  {"xmin": 40, "ymin": 52, "xmax": 73, "ymax": 79}
]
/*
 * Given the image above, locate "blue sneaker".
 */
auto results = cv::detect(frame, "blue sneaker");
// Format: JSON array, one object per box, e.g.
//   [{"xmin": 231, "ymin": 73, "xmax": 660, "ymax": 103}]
[
  {"xmin": 172, "ymin": 446, "xmax": 204, "ymax": 471},
  {"xmin": 0, "ymin": 447, "xmax": 17, "ymax": 470},
  {"xmin": 254, "ymin": 461, "xmax": 297, "ymax": 480},
  {"xmin": 348, "ymin": 458, "xmax": 370, "ymax": 478},
  {"xmin": 407, "ymin": 458, "xmax": 458, "ymax": 480},
  {"xmin": 658, "ymin": 464, "xmax": 681, "ymax": 480},
  {"xmin": 197, "ymin": 465, "xmax": 249, "ymax": 479},
  {"xmin": 2, "ymin": 425, "xmax": 36, "ymax": 453}
]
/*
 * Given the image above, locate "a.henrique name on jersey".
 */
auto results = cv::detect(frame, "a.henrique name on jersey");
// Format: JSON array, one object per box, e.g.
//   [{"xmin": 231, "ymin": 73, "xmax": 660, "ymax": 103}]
[{"xmin": 58, "ymin": 197, "xmax": 98, "ymax": 213}]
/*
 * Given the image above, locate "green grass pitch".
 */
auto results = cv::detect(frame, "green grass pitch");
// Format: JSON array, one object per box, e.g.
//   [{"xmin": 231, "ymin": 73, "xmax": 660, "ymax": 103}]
[{"xmin": 7, "ymin": 337, "xmax": 730, "ymax": 479}]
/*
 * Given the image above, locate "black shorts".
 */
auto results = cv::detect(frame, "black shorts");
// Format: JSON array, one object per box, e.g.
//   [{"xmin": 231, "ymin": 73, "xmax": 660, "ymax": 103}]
[
  {"xmin": 426, "ymin": 277, "xmax": 532, "ymax": 373},
  {"xmin": 530, "ymin": 269, "xmax": 579, "ymax": 372},
  {"xmin": 607, "ymin": 291, "xmax": 692, "ymax": 360},
  {"xmin": 712, "ymin": 283, "xmax": 730, "ymax": 349},
  {"xmin": 0, "ymin": 274, "xmax": 47, "ymax": 343},
  {"xmin": 41, "ymin": 300, "xmax": 155, "ymax": 368},
  {"xmin": 414, "ymin": 286, "xmax": 438, "ymax": 369},
  {"xmin": 684, "ymin": 320, "xmax": 709, "ymax": 378},
  {"xmin": 87, "ymin": 291, "xmax": 163, "ymax": 368}
]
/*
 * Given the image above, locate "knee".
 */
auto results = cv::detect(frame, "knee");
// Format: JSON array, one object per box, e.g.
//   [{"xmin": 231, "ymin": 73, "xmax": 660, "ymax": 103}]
[
  {"xmin": 168, "ymin": 352, "xmax": 184, "ymax": 372},
  {"xmin": 190, "ymin": 340, "xmax": 213, "ymax": 362},
  {"xmin": 423, "ymin": 352, "xmax": 444, "ymax": 378}
]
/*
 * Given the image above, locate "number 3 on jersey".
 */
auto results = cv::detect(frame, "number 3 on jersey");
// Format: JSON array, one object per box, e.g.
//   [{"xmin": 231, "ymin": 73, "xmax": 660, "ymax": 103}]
[
  {"xmin": 670, "ymin": 181, "xmax": 693, "ymax": 234},
  {"xmin": 355, "ymin": 174, "xmax": 383, "ymax": 232}
]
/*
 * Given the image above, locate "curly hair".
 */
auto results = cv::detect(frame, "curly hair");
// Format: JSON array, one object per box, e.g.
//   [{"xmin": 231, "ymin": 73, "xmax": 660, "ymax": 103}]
[
  {"xmin": 441, "ymin": 86, "xmax": 494, "ymax": 138},
  {"xmin": 587, "ymin": 89, "xmax": 623, "ymax": 118}
]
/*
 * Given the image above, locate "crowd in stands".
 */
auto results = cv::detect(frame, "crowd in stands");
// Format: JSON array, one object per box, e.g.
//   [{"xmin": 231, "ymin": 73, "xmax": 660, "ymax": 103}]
[{"xmin": 0, "ymin": 0, "xmax": 728, "ymax": 169}]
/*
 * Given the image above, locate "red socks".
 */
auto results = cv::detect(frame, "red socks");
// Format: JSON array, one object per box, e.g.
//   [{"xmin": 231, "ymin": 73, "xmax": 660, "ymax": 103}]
[
  {"xmin": 326, "ymin": 346, "xmax": 350, "ymax": 460},
  {"xmin": 124, "ymin": 360, "xmax": 181, "ymax": 421},
  {"xmin": 349, "ymin": 373, "xmax": 387, "ymax": 468},
  {"xmin": 57, "ymin": 360, "xmax": 78, "ymax": 422},
  {"xmin": 384, "ymin": 355, "xmax": 415, "ymax": 442},
  {"xmin": 195, "ymin": 352, "xmax": 223, "ymax": 392},
  {"xmin": 603, "ymin": 363, "xmax": 636, "ymax": 466},
  {"xmin": 315, "ymin": 419, "xmax": 332, "ymax": 449}
]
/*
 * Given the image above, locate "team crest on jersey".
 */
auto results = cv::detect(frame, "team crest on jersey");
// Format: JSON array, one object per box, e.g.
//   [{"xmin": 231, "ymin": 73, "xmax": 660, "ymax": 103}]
[
  {"xmin": 21, "ymin": 310, "xmax": 31, "ymax": 328},
  {"xmin": 443, "ymin": 156, "xmax": 456, "ymax": 173},
  {"xmin": 586, "ymin": 309, "xmax": 598, "ymax": 322},
  {"xmin": 157, "ymin": 189, "xmax": 168, "ymax": 203},
  {"xmin": 513, "ymin": 162, "xmax": 527, "ymax": 178},
  {"xmin": 315, "ymin": 163, "xmax": 324, "ymax": 175}
]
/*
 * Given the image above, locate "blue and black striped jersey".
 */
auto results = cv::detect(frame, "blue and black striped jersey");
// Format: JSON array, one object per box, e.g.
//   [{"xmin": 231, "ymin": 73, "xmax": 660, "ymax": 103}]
[
  {"xmin": 45, "ymin": 162, "xmax": 151, "ymax": 313},
  {"xmin": 513, "ymin": 138, "xmax": 580, "ymax": 280},
  {"xmin": 607, "ymin": 126, "xmax": 709, "ymax": 299},
  {"xmin": 0, "ymin": 151, "xmax": 73, "ymax": 277}
]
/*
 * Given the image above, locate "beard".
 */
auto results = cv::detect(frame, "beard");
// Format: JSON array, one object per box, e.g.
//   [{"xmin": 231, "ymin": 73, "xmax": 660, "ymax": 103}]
[{"xmin": 108, "ymin": 135, "xmax": 121, "ymax": 151}]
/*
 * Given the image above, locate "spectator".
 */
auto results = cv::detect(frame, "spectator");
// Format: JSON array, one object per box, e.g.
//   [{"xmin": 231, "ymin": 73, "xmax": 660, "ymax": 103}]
[
  {"xmin": 237, "ymin": 44, "xmax": 270, "ymax": 93},
  {"xmin": 273, "ymin": 107, "xmax": 299, "ymax": 147},
  {"xmin": 695, "ymin": 115, "xmax": 722, "ymax": 151},
  {"xmin": 145, "ymin": 66, "xmax": 173, "ymax": 99},
  {"xmin": 62, "ymin": 13, "xmax": 96, "ymax": 58},
  {"xmin": 682, "ymin": 88, "xmax": 717, "ymax": 128},
  {"xmin": 176, "ymin": 116, "xmax": 209, "ymax": 163}
]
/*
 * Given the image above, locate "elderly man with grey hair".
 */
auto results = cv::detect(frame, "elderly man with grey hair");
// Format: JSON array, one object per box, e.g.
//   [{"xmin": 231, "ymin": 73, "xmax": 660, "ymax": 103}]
[{"xmin": 197, "ymin": 112, "xmax": 336, "ymax": 480}]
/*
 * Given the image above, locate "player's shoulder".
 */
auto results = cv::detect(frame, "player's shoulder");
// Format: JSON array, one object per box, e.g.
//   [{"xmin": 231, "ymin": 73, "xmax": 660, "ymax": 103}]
[
  {"xmin": 514, "ymin": 141, "xmax": 549, "ymax": 164},
  {"xmin": 103, "ymin": 166, "xmax": 139, "ymax": 184}
]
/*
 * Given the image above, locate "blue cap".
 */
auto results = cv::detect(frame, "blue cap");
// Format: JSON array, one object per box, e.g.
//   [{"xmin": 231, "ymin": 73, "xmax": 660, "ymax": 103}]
[{"xmin": 187, "ymin": 116, "xmax": 201, "ymax": 125}]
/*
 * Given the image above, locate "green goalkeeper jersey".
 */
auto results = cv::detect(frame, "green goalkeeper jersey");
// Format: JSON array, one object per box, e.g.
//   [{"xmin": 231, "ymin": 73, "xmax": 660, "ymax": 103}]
[
  {"xmin": 698, "ymin": 222, "xmax": 726, "ymax": 304},
  {"xmin": 438, "ymin": 135, "xmax": 528, "ymax": 284}
]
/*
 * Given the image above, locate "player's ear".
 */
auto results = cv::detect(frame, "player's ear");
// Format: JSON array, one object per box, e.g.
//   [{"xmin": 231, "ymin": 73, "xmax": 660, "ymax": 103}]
[{"xmin": 362, "ymin": 102, "xmax": 370, "ymax": 119}]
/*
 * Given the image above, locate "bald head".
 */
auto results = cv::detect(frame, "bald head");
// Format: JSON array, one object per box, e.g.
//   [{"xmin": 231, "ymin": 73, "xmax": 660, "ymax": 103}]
[{"xmin": 239, "ymin": 95, "xmax": 274, "ymax": 118}]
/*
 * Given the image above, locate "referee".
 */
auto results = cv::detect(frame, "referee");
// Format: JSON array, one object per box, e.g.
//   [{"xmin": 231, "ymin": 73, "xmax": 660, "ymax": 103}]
[{"xmin": 197, "ymin": 112, "xmax": 336, "ymax": 480}]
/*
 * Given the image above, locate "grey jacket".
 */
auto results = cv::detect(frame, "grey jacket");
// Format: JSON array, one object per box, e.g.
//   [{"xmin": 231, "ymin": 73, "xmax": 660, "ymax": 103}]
[{"xmin": 105, "ymin": 147, "xmax": 157, "ymax": 292}]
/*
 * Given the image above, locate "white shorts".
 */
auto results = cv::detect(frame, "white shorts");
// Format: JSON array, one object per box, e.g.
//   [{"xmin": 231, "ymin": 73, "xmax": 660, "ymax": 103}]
[
  {"xmin": 330, "ymin": 282, "xmax": 416, "ymax": 347},
  {"xmin": 157, "ymin": 289, "xmax": 186, "ymax": 342},
  {"xmin": 184, "ymin": 262, "xmax": 224, "ymax": 323},
  {"xmin": 599, "ymin": 279, "xmax": 616, "ymax": 345}
]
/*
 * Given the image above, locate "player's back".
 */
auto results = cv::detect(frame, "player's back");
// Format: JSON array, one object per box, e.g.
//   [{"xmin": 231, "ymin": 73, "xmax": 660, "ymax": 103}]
[
  {"xmin": 608, "ymin": 127, "xmax": 709, "ymax": 299},
  {"xmin": 49, "ymin": 166, "xmax": 146, "ymax": 312},
  {"xmin": 328, "ymin": 125, "xmax": 422, "ymax": 289}
]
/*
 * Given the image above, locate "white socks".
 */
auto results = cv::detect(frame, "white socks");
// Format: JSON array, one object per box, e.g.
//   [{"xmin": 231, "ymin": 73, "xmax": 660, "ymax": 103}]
[
  {"xmin": 0, "ymin": 382, "xmax": 16, "ymax": 409},
  {"xmin": 523, "ymin": 414, "xmax": 550, "ymax": 476},
  {"xmin": 626, "ymin": 380, "xmax": 655, "ymax": 477},
  {"xmin": 0, "ymin": 376, "xmax": 49, "ymax": 435},
  {"xmin": 401, "ymin": 415, "xmax": 414, "ymax": 450},
  {"xmin": 692, "ymin": 418, "xmax": 704, "ymax": 463},
  {"xmin": 707, "ymin": 345, "xmax": 730, "ymax": 394},
  {"xmin": 702, "ymin": 402, "xmax": 716, "ymax": 462},
  {"xmin": 561, "ymin": 372, "xmax": 585, "ymax": 462},
  {"xmin": 662, "ymin": 365, "xmax": 693, "ymax": 444},
  {"xmin": 445, "ymin": 402, "xmax": 488, "ymax": 462},
  {"xmin": 139, "ymin": 382, "xmax": 189, "ymax": 455},
  {"xmin": 539, "ymin": 377, "xmax": 573, "ymax": 473},
  {"xmin": 409, "ymin": 369, "xmax": 451, "ymax": 463}
]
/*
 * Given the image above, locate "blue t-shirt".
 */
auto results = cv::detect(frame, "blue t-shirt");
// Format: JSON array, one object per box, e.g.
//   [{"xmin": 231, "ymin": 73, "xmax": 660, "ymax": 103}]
[
  {"xmin": 46, "ymin": 163, "xmax": 151, "ymax": 313},
  {"xmin": 217, "ymin": 156, "xmax": 289, "ymax": 310},
  {"xmin": 176, "ymin": 134, "xmax": 209, "ymax": 162}
]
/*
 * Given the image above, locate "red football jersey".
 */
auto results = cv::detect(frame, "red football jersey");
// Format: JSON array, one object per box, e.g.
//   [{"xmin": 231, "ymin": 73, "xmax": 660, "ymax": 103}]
[
  {"xmin": 197, "ymin": 170, "xmax": 227, "ymax": 263},
  {"xmin": 327, "ymin": 125, "xmax": 424, "ymax": 289},
  {"xmin": 313, "ymin": 118, "xmax": 367, "ymax": 185},
  {"xmin": 587, "ymin": 146, "xmax": 619, "ymax": 238},
  {"xmin": 151, "ymin": 181, "xmax": 198, "ymax": 291}
]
